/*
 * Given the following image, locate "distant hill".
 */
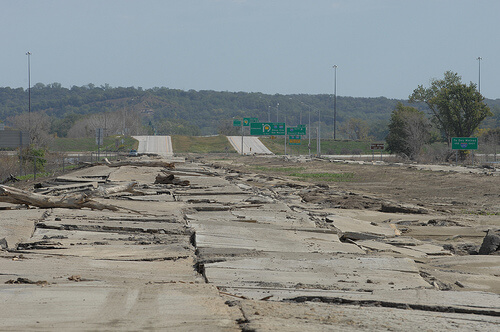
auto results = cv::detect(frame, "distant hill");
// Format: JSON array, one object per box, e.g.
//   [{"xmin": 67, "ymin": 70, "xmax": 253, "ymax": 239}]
[{"xmin": 1, "ymin": 83, "xmax": 498, "ymax": 140}]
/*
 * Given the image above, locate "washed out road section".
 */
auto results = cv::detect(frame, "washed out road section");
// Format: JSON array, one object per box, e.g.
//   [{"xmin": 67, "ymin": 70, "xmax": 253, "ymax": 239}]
[
  {"xmin": 133, "ymin": 135, "xmax": 173, "ymax": 156},
  {"xmin": 227, "ymin": 136, "xmax": 273, "ymax": 155}
]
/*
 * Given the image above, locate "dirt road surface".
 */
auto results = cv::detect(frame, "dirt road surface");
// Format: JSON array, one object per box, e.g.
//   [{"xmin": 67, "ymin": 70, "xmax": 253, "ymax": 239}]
[{"xmin": 1, "ymin": 154, "xmax": 499, "ymax": 331}]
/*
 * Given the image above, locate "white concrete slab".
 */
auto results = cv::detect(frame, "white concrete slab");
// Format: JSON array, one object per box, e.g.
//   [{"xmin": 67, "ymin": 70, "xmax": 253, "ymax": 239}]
[
  {"xmin": 227, "ymin": 136, "xmax": 273, "ymax": 155},
  {"xmin": 0, "ymin": 283, "xmax": 239, "ymax": 331},
  {"xmin": 133, "ymin": 135, "xmax": 174, "ymax": 156},
  {"xmin": 206, "ymin": 257, "xmax": 429, "ymax": 292},
  {"xmin": 326, "ymin": 215, "xmax": 398, "ymax": 239}
]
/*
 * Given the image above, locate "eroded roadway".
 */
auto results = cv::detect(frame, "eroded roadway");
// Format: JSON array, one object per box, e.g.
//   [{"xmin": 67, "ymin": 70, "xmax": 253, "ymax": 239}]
[
  {"xmin": 133, "ymin": 135, "xmax": 173, "ymax": 156},
  {"xmin": 0, "ymin": 156, "xmax": 499, "ymax": 331}
]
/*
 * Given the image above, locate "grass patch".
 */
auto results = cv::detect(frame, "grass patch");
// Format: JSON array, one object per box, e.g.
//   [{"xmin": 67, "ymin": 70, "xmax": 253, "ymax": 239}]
[
  {"xmin": 288, "ymin": 172, "xmax": 355, "ymax": 182},
  {"xmin": 250, "ymin": 165, "xmax": 355, "ymax": 182},
  {"xmin": 18, "ymin": 172, "xmax": 53, "ymax": 181},
  {"xmin": 463, "ymin": 210, "xmax": 500, "ymax": 216},
  {"xmin": 50, "ymin": 136, "xmax": 137, "ymax": 152},
  {"xmin": 252, "ymin": 166, "xmax": 306, "ymax": 173},
  {"xmin": 172, "ymin": 135, "xmax": 235, "ymax": 153},
  {"xmin": 259, "ymin": 137, "xmax": 386, "ymax": 155}
]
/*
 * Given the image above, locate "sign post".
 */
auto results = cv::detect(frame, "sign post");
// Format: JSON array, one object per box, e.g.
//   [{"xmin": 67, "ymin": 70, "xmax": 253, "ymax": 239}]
[
  {"xmin": 451, "ymin": 137, "xmax": 478, "ymax": 150},
  {"xmin": 370, "ymin": 143, "xmax": 385, "ymax": 161},
  {"xmin": 96, "ymin": 128, "xmax": 104, "ymax": 162},
  {"xmin": 250, "ymin": 122, "xmax": 285, "ymax": 136},
  {"xmin": 452, "ymin": 137, "xmax": 478, "ymax": 166},
  {"xmin": 287, "ymin": 126, "xmax": 307, "ymax": 136},
  {"xmin": 233, "ymin": 119, "xmax": 244, "ymax": 154},
  {"xmin": 243, "ymin": 117, "xmax": 258, "ymax": 126}
]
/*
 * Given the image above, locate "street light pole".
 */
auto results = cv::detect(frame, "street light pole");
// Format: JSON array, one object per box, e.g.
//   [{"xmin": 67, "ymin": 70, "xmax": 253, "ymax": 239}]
[
  {"xmin": 26, "ymin": 51, "xmax": 32, "ymax": 143},
  {"xmin": 308, "ymin": 107, "xmax": 311, "ymax": 156},
  {"xmin": 268, "ymin": 106, "xmax": 271, "ymax": 122},
  {"xmin": 477, "ymin": 57, "xmax": 482, "ymax": 93},
  {"xmin": 276, "ymin": 103, "xmax": 279, "ymax": 122},
  {"xmin": 318, "ymin": 103, "xmax": 321, "ymax": 157},
  {"xmin": 333, "ymin": 65, "xmax": 337, "ymax": 140}
]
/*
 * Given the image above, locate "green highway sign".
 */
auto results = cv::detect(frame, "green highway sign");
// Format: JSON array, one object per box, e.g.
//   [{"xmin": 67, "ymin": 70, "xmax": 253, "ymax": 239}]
[
  {"xmin": 289, "ymin": 135, "xmax": 301, "ymax": 145},
  {"xmin": 287, "ymin": 126, "xmax": 306, "ymax": 135},
  {"xmin": 233, "ymin": 120, "xmax": 242, "ymax": 127},
  {"xmin": 452, "ymin": 137, "xmax": 478, "ymax": 150},
  {"xmin": 250, "ymin": 122, "xmax": 285, "ymax": 135},
  {"xmin": 243, "ymin": 117, "xmax": 258, "ymax": 126}
]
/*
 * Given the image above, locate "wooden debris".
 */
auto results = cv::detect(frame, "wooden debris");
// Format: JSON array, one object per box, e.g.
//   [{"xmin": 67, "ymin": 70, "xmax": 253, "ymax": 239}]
[
  {"xmin": 35, "ymin": 182, "xmax": 99, "ymax": 196},
  {"xmin": 0, "ymin": 184, "xmax": 119, "ymax": 211},
  {"xmin": 107, "ymin": 160, "xmax": 176, "ymax": 168},
  {"xmin": 154, "ymin": 173, "xmax": 190, "ymax": 186},
  {"xmin": 1, "ymin": 174, "xmax": 20, "ymax": 185},
  {"xmin": 91, "ymin": 181, "xmax": 138, "ymax": 197},
  {"xmin": 5, "ymin": 278, "xmax": 48, "ymax": 286},
  {"xmin": 380, "ymin": 202, "xmax": 430, "ymax": 214}
]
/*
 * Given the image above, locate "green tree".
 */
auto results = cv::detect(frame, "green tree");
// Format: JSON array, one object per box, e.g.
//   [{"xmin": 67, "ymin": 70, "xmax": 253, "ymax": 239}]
[
  {"xmin": 342, "ymin": 118, "xmax": 370, "ymax": 140},
  {"xmin": 386, "ymin": 103, "xmax": 431, "ymax": 160},
  {"xmin": 19, "ymin": 145, "xmax": 47, "ymax": 174},
  {"xmin": 409, "ymin": 71, "xmax": 492, "ymax": 144},
  {"xmin": 217, "ymin": 119, "xmax": 240, "ymax": 136}
]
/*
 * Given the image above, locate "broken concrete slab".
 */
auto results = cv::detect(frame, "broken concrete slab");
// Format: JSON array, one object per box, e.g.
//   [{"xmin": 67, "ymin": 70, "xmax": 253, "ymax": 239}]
[
  {"xmin": 404, "ymin": 243, "xmax": 452, "ymax": 256},
  {"xmin": 0, "ymin": 209, "xmax": 44, "ymax": 249},
  {"xmin": 355, "ymin": 240, "xmax": 428, "ymax": 258},
  {"xmin": 190, "ymin": 219, "xmax": 363, "ymax": 254},
  {"xmin": 237, "ymin": 299, "xmax": 500, "ymax": 332},
  {"xmin": 421, "ymin": 255, "xmax": 500, "ymax": 293},
  {"xmin": 402, "ymin": 226, "xmax": 486, "ymax": 241},
  {"xmin": 0, "ymin": 283, "xmax": 240, "ymax": 331},
  {"xmin": 2, "ymin": 154, "xmax": 499, "ymax": 331},
  {"xmin": 478, "ymin": 229, "xmax": 500, "ymax": 254},
  {"xmin": 18, "ymin": 228, "xmax": 192, "ymax": 261},
  {"xmin": 325, "ymin": 215, "xmax": 398, "ymax": 240},
  {"xmin": 205, "ymin": 256, "xmax": 430, "ymax": 293}
]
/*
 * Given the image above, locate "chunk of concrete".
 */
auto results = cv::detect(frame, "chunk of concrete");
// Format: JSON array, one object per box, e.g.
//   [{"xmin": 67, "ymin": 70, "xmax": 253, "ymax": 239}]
[
  {"xmin": 478, "ymin": 229, "xmax": 500, "ymax": 255},
  {"xmin": 326, "ymin": 215, "xmax": 398, "ymax": 240}
]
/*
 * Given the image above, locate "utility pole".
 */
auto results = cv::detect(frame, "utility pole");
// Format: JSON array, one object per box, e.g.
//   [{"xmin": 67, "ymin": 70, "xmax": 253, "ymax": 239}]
[
  {"xmin": 477, "ymin": 57, "xmax": 482, "ymax": 93},
  {"xmin": 308, "ymin": 108, "xmax": 311, "ymax": 157},
  {"xmin": 318, "ymin": 103, "xmax": 321, "ymax": 157},
  {"xmin": 333, "ymin": 65, "xmax": 337, "ymax": 140},
  {"xmin": 26, "ymin": 51, "xmax": 32, "ymax": 143}
]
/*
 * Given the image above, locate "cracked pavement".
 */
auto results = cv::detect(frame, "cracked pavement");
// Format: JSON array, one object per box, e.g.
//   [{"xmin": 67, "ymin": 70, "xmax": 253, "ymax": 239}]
[{"xmin": 1, "ymin": 155, "xmax": 499, "ymax": 331}]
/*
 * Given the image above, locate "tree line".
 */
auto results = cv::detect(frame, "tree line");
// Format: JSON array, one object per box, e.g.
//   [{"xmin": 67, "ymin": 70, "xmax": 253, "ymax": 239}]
[
  {"xmin": 0, "ymin": 83, "xmax": 421, "ymax": 140},
  {"xmin": 1, "ymin": 77, "xmax": 498, "ymax": 156}
]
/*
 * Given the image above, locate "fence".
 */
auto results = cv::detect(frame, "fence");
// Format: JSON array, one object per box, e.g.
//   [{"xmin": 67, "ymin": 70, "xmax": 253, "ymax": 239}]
[{"xmin": 0, "ymin": 150, "xmax": 125, "ymax": 183}]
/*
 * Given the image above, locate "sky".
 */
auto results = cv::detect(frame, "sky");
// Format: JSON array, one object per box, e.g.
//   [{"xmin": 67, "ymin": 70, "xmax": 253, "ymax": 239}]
[{"xmin": 1, "ymin": 0, "xmax": 499, "ymax": 99}]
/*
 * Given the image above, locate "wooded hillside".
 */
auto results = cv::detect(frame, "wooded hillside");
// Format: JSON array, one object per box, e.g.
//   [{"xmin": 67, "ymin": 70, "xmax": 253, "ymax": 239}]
[{"xmin": 1, "ymin": 83, "xmax": 499, "ymax": 140}]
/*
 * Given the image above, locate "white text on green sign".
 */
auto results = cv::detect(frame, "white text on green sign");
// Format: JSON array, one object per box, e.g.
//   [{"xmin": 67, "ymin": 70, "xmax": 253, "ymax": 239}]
[
  {"xmin": 451, "ymin": 137, "xmax": 478, "ymax": 150},
  {"xmin": 250, "ymin": 122, "xmax": 285, "ymax": 135},
  {"xmin": 243, "ymin": 118, "xmax": 258, "ymax": 126},
  {"xmin": 286, "ymin": 126, "xmax": 306, "ymax": 135}
]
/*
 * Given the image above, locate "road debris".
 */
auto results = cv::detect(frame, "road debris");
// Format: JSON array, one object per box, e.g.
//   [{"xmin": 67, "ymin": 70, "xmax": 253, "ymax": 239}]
[{"xmin": 0, "ymin": 154, "xmax": 499, "ymax": 331}]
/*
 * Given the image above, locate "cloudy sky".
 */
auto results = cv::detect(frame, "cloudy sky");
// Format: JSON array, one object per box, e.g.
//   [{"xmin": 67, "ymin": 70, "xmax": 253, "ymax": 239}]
[{"xmin": 2, "ymin": 0, "xmax": 499, "ymax": 99}]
